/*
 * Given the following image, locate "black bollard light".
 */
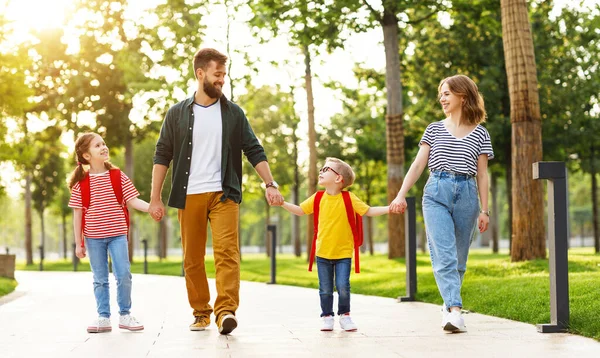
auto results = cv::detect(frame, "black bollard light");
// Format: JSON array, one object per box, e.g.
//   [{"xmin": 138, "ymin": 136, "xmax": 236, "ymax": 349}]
[
  {"xmin": 267, "ymin": 225, "xmax": 277, "ymax": 284},
  {"xmin": 533, "ymin": 161, "xmax": 570, "ymax": 333},
  {"xmin": 5, "ymin": 247, "xmax": 8, "ymax": 255}
]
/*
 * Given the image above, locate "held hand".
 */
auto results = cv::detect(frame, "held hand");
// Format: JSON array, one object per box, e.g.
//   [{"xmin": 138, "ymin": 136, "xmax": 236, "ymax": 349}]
[
  {"xmin": 76, "ymin": 245, "xmax": 86, "ymax": 259},
  {"xmin": 265, "ymin": 187, "xmax": 284, "ymax": 206},
  {"xmin": 148, "ymin": 200, "xmax": 165, "ymax": 222},
  {"xmin": 389, "ymin": 196, "xmax": 407, "ymax": 214},
  {"xmin": 478, "ymin": 213, "xmax": 489, "ymax": 233}
]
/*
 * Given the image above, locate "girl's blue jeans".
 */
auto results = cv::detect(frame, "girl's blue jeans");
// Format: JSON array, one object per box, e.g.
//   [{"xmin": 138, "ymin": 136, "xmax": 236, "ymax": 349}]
[
  {"xmin": 86, "ymin": 235, "xmax": 132, "ymax": 318},
  {"xmin": 423, "ymin": 170, "xmax": 479, "ymax": 309},
  {"xmin": 316, "ymin": 256, "xmax": 352, "ymax": 317}
]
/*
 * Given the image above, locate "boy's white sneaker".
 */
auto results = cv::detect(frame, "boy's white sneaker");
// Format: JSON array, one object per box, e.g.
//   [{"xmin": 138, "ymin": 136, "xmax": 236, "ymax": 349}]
[
  {"xmin": 119, "ymin": 314, "xmax": 144, "ymax": 331},
  {"xmin": 87, "ymin": 317, "xmax": 112, "ymax": 333},
  {"xmin": 339, "ymin": 313, "xmax": 358, "ymax": 332},
  {"xmin": 321, "ymin": 315, "xmax": 334, "ymax": 331},
  {"xmin": 442, "ymin": 310, "xmax": 466, "ymax": 332}
]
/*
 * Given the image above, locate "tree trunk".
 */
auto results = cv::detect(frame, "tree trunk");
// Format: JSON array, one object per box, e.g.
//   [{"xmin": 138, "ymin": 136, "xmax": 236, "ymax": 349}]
[
  {"xmin": 591, "ymin": 145, "xmax": 599, "ymax": 253},
  {"xmin": 25, "ymin": 173, "xmax": 33, "ymax": 265},
  {"xmin": 501, "ymin": 0, "xmax": 545, "ymax": 261},
  {"xmin": 62, "ymin": 213, "xmax": 68, "ymax": 259},
  {"xmin": 304, "ymin": 44, "xmax": 317, "ymax": 261},
  {"xmin": 293, "ymin": 136, "xmax": 301, "ymax": 257},
  {"xmin": 159, "ymin": 216, "xmax": 168, "ymax": 259},
  {"xmin": 40, "ymin": 210, "xmax": 45, "ymax": 263},
  {"xmin": 491, "ymin": 173, "xmax": 499, "ymax": 253},
  {"xmin": 381, "ymin": 13, "xmax": 405, "ymax": 258},
  {"xmin": 125, "ymin": 136, "xmax": 135, "ymax": 262}
]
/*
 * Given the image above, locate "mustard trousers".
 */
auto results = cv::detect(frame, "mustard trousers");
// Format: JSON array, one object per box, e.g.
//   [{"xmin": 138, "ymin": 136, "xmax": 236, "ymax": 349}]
[{"xmin": 178, "ymin": 192, "xmax": 240, "ymax": 322}]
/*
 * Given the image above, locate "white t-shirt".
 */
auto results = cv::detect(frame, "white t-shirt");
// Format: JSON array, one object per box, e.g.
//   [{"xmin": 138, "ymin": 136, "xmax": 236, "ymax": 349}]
[{"xmin": 187, "ymin": 100, "xmax": 223, "ymax": 194}]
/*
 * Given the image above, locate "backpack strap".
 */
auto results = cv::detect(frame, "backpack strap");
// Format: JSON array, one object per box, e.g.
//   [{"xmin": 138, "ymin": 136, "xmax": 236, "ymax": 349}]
[
  {"xmin": 79, "ymin": 174, "xmax": 91, "ymax": 248},
  {"xmin": 342, "ymin": 191, "xmax": 361, "ymax": 273},
  {"xmin": 308, "ymin": 190, "xmax": 325, "ymax": 272}
]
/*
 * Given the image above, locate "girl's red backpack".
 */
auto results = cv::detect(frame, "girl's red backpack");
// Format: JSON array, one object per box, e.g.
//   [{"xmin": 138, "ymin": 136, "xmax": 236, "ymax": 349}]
[
  {"xmin": 78, "ymin": 169, "xmax": 129, "ymax": 247},
  {"xmin": 308, "ymin": 190, "xmax": 364, "ymax": 273}
]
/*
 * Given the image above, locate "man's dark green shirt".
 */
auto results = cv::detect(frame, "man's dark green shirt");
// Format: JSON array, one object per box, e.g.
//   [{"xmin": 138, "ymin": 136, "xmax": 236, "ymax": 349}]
[{"xmin": 153, "ymin": 94, "xmax": 267, "ymax": 209}]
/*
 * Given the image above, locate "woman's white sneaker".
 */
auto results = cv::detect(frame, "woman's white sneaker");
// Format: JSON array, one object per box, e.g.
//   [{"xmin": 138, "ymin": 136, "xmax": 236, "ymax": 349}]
[
  {"xmin": 119, "ymin": 314, "xmax": 144, "ymax": 331},
  {"xmin": 442, "ymin": 310, "xmax": 466, "ymax": 332},
  {"xmin": 87, "ymin": 317, "xmax": 112, "ymax": 333}
]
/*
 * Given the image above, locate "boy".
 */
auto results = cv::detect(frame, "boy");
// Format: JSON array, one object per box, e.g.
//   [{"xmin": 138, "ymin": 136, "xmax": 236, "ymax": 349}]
[{"xmin": 279, "ymin": 157, "xmax": 392, "ymax": 331}]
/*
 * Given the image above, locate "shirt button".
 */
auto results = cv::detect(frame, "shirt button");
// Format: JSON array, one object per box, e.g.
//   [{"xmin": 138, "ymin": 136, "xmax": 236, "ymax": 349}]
[
  {"xmin": 189, "ymin": 127, "xmax": 192, "ymax": 130},
  {"xmin": 187, "ymin": 157, "xmax": 190, "ymax": 160},
  {"xmin": 183, "ymin": 186, "xmax": 186, "ymax": 189},
  {"xmin": 188, "ymin": 142, "xmax": 191, "ymax": 145}
]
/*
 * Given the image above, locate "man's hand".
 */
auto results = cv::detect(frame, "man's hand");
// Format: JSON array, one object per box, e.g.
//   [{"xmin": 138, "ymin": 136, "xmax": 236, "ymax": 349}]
[
  {"xmin": 266, "ymin": 187, "xmax": 284, "ymax": 206},
  {"xmin": 149, "ymin": 199, "xmax": 165, "ymax": 222}
]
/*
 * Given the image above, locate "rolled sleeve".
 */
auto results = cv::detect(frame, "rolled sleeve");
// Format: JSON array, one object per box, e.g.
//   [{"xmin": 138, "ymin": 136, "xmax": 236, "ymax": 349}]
[{"xmin": 240, "ymin": 109, "xmax": 268, "ymax": 166}]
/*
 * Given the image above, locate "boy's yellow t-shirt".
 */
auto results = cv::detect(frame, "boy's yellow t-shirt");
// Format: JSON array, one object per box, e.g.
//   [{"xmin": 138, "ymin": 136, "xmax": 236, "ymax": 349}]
[{"xmin": 300, "ymin": 191, "xmax": 370, "ymax": 260}]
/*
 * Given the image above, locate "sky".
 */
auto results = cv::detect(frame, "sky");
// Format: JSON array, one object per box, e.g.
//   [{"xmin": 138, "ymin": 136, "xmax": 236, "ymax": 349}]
[{"xmin": 1, "ymin": 0, "xmax": 599, "ymax": 197}]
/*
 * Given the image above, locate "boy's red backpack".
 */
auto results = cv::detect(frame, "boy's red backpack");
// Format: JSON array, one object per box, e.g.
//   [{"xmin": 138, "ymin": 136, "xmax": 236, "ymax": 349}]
[
  {"xmin": 78, "ymin": 169, "xmax": 129, "ymax": 247},
  {"xmin": 308, "ymin": 190, "xmax": 364, "ymax": 273}
]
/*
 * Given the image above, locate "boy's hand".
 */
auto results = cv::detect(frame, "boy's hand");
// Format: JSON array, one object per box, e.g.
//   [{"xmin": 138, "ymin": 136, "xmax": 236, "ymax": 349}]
[
  {"xmin": 389, "ymin": 195, "xmax": 407, "ymax": 214},
  {"xmin": 76, "ymin": 245, "xmax": 86, "ymax": 259}
]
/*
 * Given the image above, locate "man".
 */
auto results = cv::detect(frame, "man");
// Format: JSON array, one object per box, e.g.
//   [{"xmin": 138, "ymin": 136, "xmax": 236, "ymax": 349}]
[{"xmin": 149, "ymin": 48, "xmax": 283, "ymax": 335}]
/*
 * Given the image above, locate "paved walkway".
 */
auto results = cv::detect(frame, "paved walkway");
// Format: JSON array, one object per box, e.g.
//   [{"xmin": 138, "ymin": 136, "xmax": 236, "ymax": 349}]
[{"xmin": 0, "ymin": 271, "xmax": 598, "ymax": 357}]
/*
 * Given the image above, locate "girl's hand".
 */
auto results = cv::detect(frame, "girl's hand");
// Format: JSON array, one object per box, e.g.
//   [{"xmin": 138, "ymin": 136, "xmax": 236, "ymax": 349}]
[
  {"xmin": 76, "ymin": 245, "xmax": 86, "ymax": 259},
  {"xmin": 389, "ymin": 195, "xmax": 407, "ymax": 214},
  {"xmin": 478, "ymin": 213, "xmax": 489, "ymax": 233}
]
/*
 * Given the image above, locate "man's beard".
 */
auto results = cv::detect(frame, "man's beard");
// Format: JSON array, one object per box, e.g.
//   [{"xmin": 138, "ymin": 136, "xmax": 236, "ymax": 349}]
[{"xmin": 204, "ymin": 78, "xmax": 222, "ymax": 99}]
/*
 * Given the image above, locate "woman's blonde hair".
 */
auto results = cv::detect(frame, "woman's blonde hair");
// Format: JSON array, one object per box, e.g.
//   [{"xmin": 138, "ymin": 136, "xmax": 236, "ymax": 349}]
[
  {"xmin": 325, "ymin": 157, "xmax": 355, "ymax": 188},
  {"xmin": 438, "ymin": 75, "xmax": 487, "ymax": 125},
  {"xmin": 68, "ymin": 133, "xmax": 116, "ymax": 190}
]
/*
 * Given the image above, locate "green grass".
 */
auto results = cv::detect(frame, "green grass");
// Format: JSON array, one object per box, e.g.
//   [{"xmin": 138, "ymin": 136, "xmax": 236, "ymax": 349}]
[
  {"xmin": 16, "ymin": 248, "xmax": 600, "ymax": 341},
  {"xmin": 0, "ymin": 277, "xmax": 17, "ymax": 297}
]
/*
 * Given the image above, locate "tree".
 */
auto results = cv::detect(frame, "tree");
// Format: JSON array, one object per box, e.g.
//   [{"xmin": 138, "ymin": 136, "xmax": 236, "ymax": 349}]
[
  {"xmin": 31, "ymin": 126, "xmax": 66, "ymax": 260},
  {"xmin": 248, "ymin": 0, "xmax": 363, "ymax": 258},
  {"xmin": 237, "ymin": 84, "xmax": 300, "ymax": 255},
  {"xmin": 501, "ymin": 0, "xmax": 545, "ymax": 261}
]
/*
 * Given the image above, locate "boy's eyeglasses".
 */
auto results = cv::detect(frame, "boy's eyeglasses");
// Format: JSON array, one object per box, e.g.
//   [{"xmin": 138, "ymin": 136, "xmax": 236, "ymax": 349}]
[{"xmin": 319, "ymin": 166, "xmax": 341, "ymax": 176}]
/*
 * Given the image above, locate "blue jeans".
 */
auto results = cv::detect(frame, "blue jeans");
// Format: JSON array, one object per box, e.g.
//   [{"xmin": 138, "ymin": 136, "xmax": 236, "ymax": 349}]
[
  {"xmin": 422, "ymin": 170, "xmax": 479, "ymax": 309},
  {"xmin": 316, "ymin": 256, "xmax": 352, "ymax": 317},
  {"xmin": 86, "ymin": 235, "xmax": 132, "ymax": 318}
]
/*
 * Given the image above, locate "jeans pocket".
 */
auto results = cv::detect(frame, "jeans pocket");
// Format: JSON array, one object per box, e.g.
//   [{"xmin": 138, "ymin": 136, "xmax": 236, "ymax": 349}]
[{"xmin": 424, "ymin": 177, "xmax": 439, "ymax": 197}]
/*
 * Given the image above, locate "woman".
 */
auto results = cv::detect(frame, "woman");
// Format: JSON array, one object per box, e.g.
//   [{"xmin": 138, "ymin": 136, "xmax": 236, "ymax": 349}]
[{"xmin": 390, "ymin": 74, "xmax": 494, "ymax": 332}]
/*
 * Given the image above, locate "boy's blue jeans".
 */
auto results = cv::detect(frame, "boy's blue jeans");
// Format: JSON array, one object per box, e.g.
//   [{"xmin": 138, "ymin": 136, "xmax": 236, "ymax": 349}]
[
  {"xmin": 422, "ymin": 170, "xmax": 479, "ymax": 310},
  {"xmin": 86, "ymin": 235, "xmax": 132, "ymax": 318},
  {"xmin": 316, "ymin": 256, "xmax": 352, "ymax": 317}
]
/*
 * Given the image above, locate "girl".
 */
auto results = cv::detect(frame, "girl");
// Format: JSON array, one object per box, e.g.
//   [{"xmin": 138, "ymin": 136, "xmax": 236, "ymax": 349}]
[
  {"xmin": 390, "ymin": 75, "xmax": 494, "ymax": 332},
  {"xmin": 68, "ymin": 132, "xmax": 149, "ymax": 333}
]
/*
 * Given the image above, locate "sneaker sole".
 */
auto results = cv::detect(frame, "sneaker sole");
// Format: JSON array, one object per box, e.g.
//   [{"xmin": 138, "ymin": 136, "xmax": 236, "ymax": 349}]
[
  {"xmin": 320, "ymin": 328, "xmax": 333, "ymax": 331},
  {"xmin": 87, "ymin": 327, "xmax": 112, "ymax": 333},
  {"xmin": 443, "ymin": 322, "xmax": 467, "ymax": 333},
  {"xmin": 218, "ymin": 316, "xmax": 238, "ymax": 335},
  {"xmin": 189, "ymin": 326, "xmax": 207, "ymax": 331},
  {"xmin": 119, "ymin": 324, "xmax": 144, "ymax": 331},
  {"xmin": 343, "ymin": 328, "xmax": 358, "ymax": 332}
]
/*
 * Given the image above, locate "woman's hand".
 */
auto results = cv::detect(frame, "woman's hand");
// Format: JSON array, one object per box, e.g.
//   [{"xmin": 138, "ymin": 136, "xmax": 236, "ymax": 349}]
[
  {"xmin": 389, "ymin": 195, "xmax": 407, "ymax": 214},
  {"xmin": 478, "ymin": 213, "xmax": 489, "ymax": 233}
]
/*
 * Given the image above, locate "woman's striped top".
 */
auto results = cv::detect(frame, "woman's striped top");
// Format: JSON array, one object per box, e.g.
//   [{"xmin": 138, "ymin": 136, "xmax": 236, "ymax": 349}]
[{"xmin": 420, "ymin": 120, "xmax": 494, "ymax": 176}]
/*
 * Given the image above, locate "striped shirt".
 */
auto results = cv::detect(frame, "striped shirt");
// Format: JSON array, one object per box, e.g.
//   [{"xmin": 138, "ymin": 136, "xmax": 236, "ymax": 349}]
[
  {"xmin": 69, "ymin": 171, "xmax": 139, "ymax": 239},
  {"xmin": 420, "ymin": 121, "xmax": 494, "ymax": 176}
]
